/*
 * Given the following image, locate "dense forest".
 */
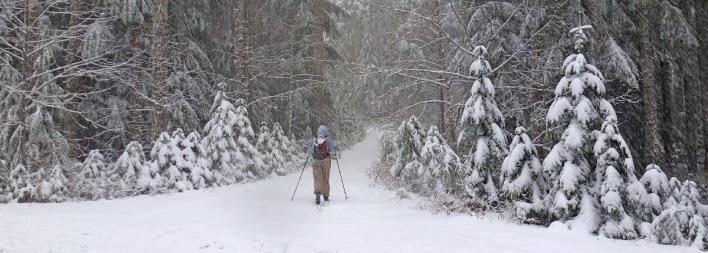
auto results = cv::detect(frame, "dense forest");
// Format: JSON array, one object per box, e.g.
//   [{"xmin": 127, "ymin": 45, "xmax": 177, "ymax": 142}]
[
  {"xmin": 0, "ymin": 0, "xmax": 364, "ymax": 201},
  {"xmin": 1, "ymin": 0, "xmax": 707, "ymax": 250},
  {"xmin": 333, "ymin": 0, "xmax": 707, "ymax": 183},
  {"xmin": 0, "ymin": 0, "xmax": 705, "ymax": 199}
]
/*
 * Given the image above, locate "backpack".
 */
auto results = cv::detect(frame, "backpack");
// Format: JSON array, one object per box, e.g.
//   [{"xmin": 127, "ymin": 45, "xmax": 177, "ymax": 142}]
[{"xmin": 313, "ymin": 139, "xmax": 331, "ymax": 160}]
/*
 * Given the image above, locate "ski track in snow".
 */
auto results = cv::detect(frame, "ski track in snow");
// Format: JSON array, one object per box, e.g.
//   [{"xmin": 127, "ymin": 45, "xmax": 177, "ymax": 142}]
[{"xmin": 0, "ymin": 129, "xmax": 697, "ymax": 253}]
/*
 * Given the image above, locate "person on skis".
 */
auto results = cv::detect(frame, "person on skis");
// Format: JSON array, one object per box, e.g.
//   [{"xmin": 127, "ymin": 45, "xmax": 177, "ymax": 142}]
[{"xmin": 307, "ymin": 125, "xmax": 337, "ymax": 205}]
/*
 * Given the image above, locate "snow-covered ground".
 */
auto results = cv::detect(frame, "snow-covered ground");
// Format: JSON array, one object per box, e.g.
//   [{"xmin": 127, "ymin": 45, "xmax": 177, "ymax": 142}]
[{"xmin": 0, "ymin": 129, "xmax": 697, "ymax": 253}]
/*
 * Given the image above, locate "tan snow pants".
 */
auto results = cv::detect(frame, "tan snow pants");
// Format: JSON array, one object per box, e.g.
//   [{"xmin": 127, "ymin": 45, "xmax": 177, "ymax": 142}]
[{"xmin": 312, "ymin": 159, "xmax": 332, "ymax": 197}]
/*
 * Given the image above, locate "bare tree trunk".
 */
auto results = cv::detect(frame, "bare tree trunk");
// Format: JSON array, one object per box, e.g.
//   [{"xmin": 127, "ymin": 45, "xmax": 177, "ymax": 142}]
[
  {"xmin": 439, "ymin": 78, "xmax": 450, "ymax": 140},
  {"xmin": 684, "ymin": 79, "xmax": 699, "ymax": 178},
  {"xmin": 16, "ymin": 0, "xmax": 35, "ymax": 167},
  {"xmin": 310, "ymin": 0, "xmax": 333, "ymax": 130},
  {"xmin": 680, "ymin": 1, "xmax": 700, "ymax": 178},
  {"xmin": 638, "ymin": 1, "xmax": 665, "ymax": 169},
  {"xmin": 696, "ymin": 0, "xmax": 708, "ymax": 182},
  {"xmin": 238, "ymin": 0, "xmax": 256, "ymax": 104},
  {"xmin": 63, "ymin": 0, "xmax": 86, "ymax": 158},
  {"xmin": 150, "ymin": 0, "xmax": 170, "ymax": 138}
]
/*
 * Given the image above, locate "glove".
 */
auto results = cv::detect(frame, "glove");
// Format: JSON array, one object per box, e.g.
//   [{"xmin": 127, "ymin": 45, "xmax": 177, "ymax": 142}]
[{"xmin": 331, "ymin": 153, "xmax": 339, "ymax": 160}]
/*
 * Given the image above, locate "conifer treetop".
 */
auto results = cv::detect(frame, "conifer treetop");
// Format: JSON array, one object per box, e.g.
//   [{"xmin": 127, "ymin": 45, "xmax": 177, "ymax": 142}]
[{"xmin": 569, "ymin": 25, "xmax": 592, "ymax": 53}]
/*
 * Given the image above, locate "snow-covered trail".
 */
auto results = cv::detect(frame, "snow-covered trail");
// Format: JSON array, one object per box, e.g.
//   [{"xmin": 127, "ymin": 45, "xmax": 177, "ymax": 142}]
[{"xmin": 0, "ymin": 129, "xmax": 695, "ymax": 253}]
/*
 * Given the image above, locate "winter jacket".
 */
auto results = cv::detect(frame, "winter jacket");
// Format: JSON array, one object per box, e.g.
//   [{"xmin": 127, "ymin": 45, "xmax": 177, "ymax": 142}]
[{"xmin": 307, "ymin": 125, "xmax": 337, "ymax": 160}]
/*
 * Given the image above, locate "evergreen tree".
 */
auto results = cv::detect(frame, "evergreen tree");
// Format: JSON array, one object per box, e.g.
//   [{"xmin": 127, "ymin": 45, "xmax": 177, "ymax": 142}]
[
  {"xmin": 501, "ymin": 127, "xmax": 544, "ymax": 206},
  {"xmin": 150, "ymin": 132, "xmax": 182, "ymax": 192},
  {"xmin": 651, "ymin": 206, "xmax": 691, "ymax": 246},
  {"xmin": 272, "ymin": 123, "xmax": 297, "ymax": 162},
  {"xmin": 458, "ymin": 46, "xmax": 507, "ymax": 206},
  {"xmin": 75, "ymin": 150, "xmax": 109, "ymax": 200},
  {"xmin": 25, "ymin": 107, "xmax": 70, "ymax": 174},
  {"xmin": 392, "ymin": 116, "xmax": 426, "ymax": 191},
  {"xmin": 541, "ymin": 26, "xmax": 609, "ymax": 231},
  {"xmin": 7, "ymin": 164, "xmax": 34, "ymax": 203},
  {"xmin": 256, "ymin": 122, "xmax": 280, "ymax": 176},
  {"xmin": 179, "ymin": 131, "xmax": 214, "ymax": 189},
  {"xmin": 650, "ymin": 180, "xmax": 708, "ymax": 249},
  {"xmin": 111, "ymin": 141, "xmax": 155, "ymax": 195},
  {"xmin": 419, "ymin": 126, "xmax": 463, "ymax": 197},
  {"xmin": 233, "ymin": 99, "xmax": 267, "ymax": 180},
  {"xmin": 668, "ymin": 177, "xmax": 683, "ymax": 207},
  {"xmin": 638, "ymin": 165, "xmax": 671, "ymax": 217},
  {"xmin": 594, "ymin": 119, "xmax": 640, "ymax": 239},
  {"xmin": 35, "ymin": 165, "xmax": 69, "ymax": 203},
  {"xmin": 202, "ymin": 86, "xmax": 243, "ymax": 184}
]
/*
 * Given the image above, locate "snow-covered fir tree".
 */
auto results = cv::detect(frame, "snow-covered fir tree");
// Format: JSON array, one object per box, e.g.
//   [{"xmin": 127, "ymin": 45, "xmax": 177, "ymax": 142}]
[
  {"xmin": 74, "ymin": 150, "xmax": 109, "ymax": 200},
  {"xmin": 7, "ymin": 164, "xmax": 34, "ymax": 203},
  {"xmin": 2, "ymin": 105, "xmax": 69, "ymax": 202},
  {"xmin": 594, "ymin": 118, "xmax": 640, "ymax": 239},
  {"xmin": 149, "ymin": 132, "xmax": 182, "ymax": 192},
  {"xmin": 272, "ymin": 123, "xmax": 297, "ymax": 163},
  {"xmin": 668, "ymin": 177, "xmax": 683, "ymax": 207},
  {"xmin": 501, "ymin": 127, "xmax": 544, "ymax": 209},
  {"xmin": 179, "ymin": 131, "xmax": 214, "ymax": 189},
  {"xmin": 457, "ymin": 45, "xmax": 507, "ymax": 206},
  {"xmin": 34, "ymin": 165, "xmax": 69, "ymax": 203},
  {"xmin": 391, "ymin": 116, "xmax": 426, "ymax": 191},
  {"xmin": 25, "ymin": 107, "xmax": 70, "ymax": 174},
  {"xmin": 233, "ymin": 99, "xmax": 267, "ymax": 180},
  {"xmin": 202, "ymin": 85, "xmax": 243, "ymax": 184},
  {"xmin": 541, "ymin": 25, "xmax": 611, "ymax": 230},
  {"xmin": 651, "ymin": 180, "xmax": 708, "ymax": 249},
  {"xmin": 256, "ymin": 122, "xmax": 281, "ymax": 176},
  {"xmin": 419, "ymin": 126, "xmax": 463, "ymax": 197},
  {"xmin": 111, "ymin": 141, "xmax": 155, "ymax": 195},
  {"xmin": 633, "ymin": 165, "xmax": 671, "ymax": 224}
]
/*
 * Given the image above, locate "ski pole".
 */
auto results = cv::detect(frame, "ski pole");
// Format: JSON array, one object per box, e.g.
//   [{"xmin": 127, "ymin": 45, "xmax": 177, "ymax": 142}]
[
  {"xmin": 335, "ymin": 157, "xmax": 348, "ymax": 200},
  {"xmin": 290, "ymin": 157, "xmax": 310, "ymax": 201}
]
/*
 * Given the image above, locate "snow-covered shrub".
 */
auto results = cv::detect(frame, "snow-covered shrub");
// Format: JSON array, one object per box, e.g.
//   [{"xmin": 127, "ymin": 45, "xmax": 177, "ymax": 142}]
[
  {"xmin": 501, "ymin": 127, "xmax": 544, "ymax": 205},
  {"xmin": 111, "ymin": 141, "xmax": 155, "ymax": 195},
  {"xmin": 257, "ymin": 122, "xmax": 281, "ymax": 176},
  {"xmin": 150, "ymin": 132, "xmax": 184, "ymax": 192},
  {"xmin": 650, "ymin": 180, "xmax": 708, "ymax": 249},
  {"xmin": 668, "ymin": 177, "xmax": 684, "ymax": 207},
  {"xmin": 233, "ymin": 99, "xmax": 267, "ymax": 180},
  {"xmin": 179, "ymin": 131, "xmax": 214, "ymax": 189},
  {"xmin": 651, "ymin": 207, "xmax": 691, "ymax": 245},
  {"xmin": 638, "ymin": 165, "xmax": 672, "ymax": 218},
  {"xmin": 419, "ymin": 126, "xmax": 463, "ymax": 197},
  {"xmin": 597, "ymin": 166, "xmax": 637, "ymax": 239},
  {"xmin": 202, "ymin": 87, "xmax": 243, "ymax": 184},
  {"xmin": 25, "ymin": 106, "xmax": 69, "ymax": 175},
  {"xmin": 391, "ymin": 116, "xmax": 426, "ymax": 191},
  {"xmin": 6, "ymin": 164, "xmax": 34, "ymax": 202},
  {"xmin": 501, "ymin": 127, "xmax": 545, "ymax": 220},
  {"xmin": 594, "ymin": 119, "xmax": 639, "ymax": 239},
  {"xmin": 272, "ymin": 123, "xmax": 297, "ymax": 164},
  {"xmin": 34, "ymin": 165, "xmax": 69, "ymax": 203},
  {"xmin": 458, "ymin": 45, "xmax": 507, "ymax": 206},
  {"xmin": 74, "ymin": 150, "xmax": 109, "ymax": 200}
]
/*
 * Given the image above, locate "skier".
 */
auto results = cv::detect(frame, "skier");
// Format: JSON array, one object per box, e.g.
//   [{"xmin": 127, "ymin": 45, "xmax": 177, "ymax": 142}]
[{"xmin": 307, "ymin": 125, "xmax": 337, "ymax": 205}]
